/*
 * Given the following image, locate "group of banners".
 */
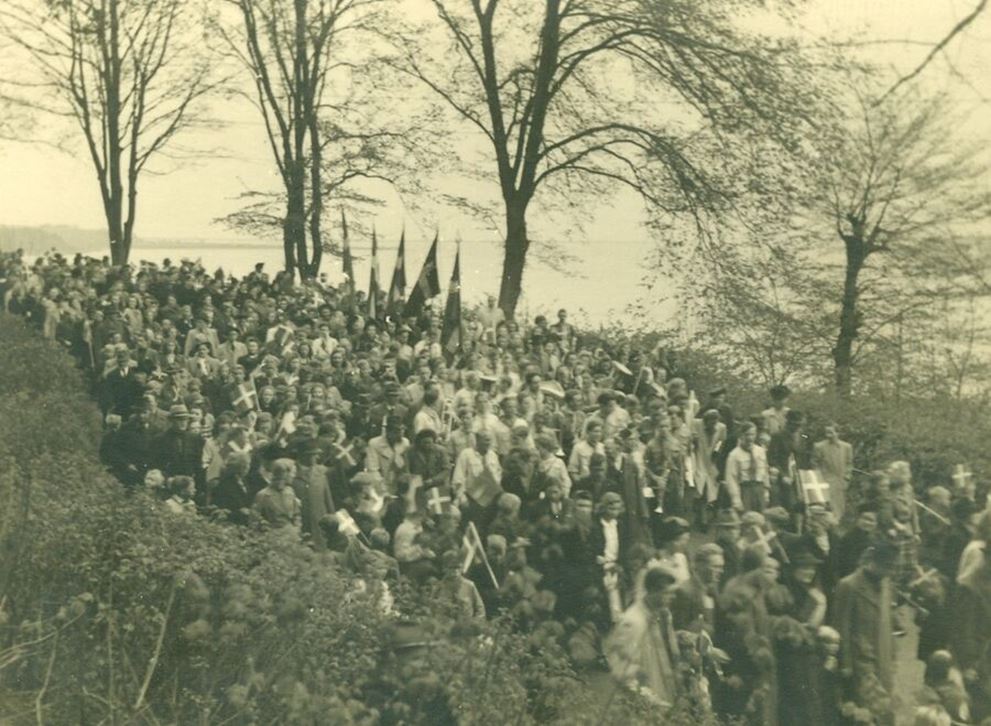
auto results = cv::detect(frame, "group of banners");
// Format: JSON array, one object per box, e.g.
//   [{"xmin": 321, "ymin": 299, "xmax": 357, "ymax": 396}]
[{"xmin": 340, "ymin": 211, "xmax": 462, "ymax": 354}]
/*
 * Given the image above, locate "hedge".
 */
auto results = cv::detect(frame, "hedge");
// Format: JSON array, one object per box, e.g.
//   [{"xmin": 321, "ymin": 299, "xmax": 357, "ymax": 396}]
[{"xmin": 0, "ymin": 313, "xmax": 695, "ymax": 725}]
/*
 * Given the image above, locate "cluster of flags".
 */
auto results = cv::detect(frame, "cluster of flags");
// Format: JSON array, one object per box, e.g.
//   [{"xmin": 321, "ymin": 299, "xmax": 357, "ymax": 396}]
[{"xmin": 339, "ymin": 211, "xmax": 461, "ymax": 353}]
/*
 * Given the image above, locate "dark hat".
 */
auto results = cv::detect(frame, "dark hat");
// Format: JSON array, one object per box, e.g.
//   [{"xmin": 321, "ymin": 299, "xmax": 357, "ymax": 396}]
[
  {"xmin": 296, "ymin": 439, "xmax": 322, "ymax": 457},
  {"xmin": 572, "ymin": 489, "xmax": 594, "ymax": 503},
  {"xmin": 951, "ymin": 497, "xmax": 977, "ymax": 521},
  {"xmin": 709, "ymin": 386, "xmax": 727, "ymax": 397},
  {"xmin": 384, "ymin": 414, "xmax": 404, "ymax": 431},
  {"xmin": 414, "ymin": 428, "xmax": 438, "ymax": 442},
  {"xmin": 713, "ymin": 509, "xmax": 742, "ymax": 528},
  {"xmin": 656, "ymin": 516, "xmax": 690, "ymax": 544},
  {"xmin": 867, "ymin": 539, "xmax": 900, "ymax": 567},
  {"xmin": 789, "ymin": 548, "xmax": 823, "ymax": 568},
  {"xmin": 764, "ymin": 506, "xmax": 790, "ymax": 527},
  {"xmin": 769, "ymin": 383, "xmax": 791, "ymax": 400},
  {"xmin": 168, "ymin": 404, "xmax": 192, "ymax": 419}
]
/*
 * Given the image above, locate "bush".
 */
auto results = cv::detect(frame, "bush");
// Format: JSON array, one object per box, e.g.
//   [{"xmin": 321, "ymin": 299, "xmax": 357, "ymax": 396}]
[{"xmin": 0, "ymin": 313, "xmax": 693, "ymax": 725}]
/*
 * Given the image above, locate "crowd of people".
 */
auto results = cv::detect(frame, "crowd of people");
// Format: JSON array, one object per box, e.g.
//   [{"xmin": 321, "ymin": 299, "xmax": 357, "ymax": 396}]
[{"xmin": 2, "ymin": 248, "xmax": 990, "ymax": 725}]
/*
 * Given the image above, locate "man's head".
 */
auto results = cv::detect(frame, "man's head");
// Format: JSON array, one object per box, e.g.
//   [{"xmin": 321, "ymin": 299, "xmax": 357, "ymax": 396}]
[
  {"xmin": 384, "ymin": 414, "xmax": 404, "ymax": 444},
  {"xmin": 863, "ymin": 540, "xmax": 899, "ymax": 581},
  {"xmin": 738, "ymin": 422, "xmax": 757, "ymax": 450},
  {"xmin": 769, "ymin": 383, "xmax": 791, "ymax": 407},
  {"xmin": 475, "ymin": 430, "xmax": 492, "ymax": 455},
  {"xmin": 823, "ymin": 422, "xmax": 839, "ymax": 442},
  {"xmin": 271, "ymin": 459, "xmax": 295, "ymax": 489},
  {"xmin": 789, "ymin": 549, "xmax": 822, "ymax": 586},
  {"xmin": 701, "ymin": 408, "xmax": 720, "ymax": 432},
  {"xmin": 598, "ymin": 491, "xmax": 623, "ymax": 520},
  {"xmin": 694, "ymin": 543, "xmax": 725, "ymax": 586},
  {"xmin": 642, "ymin": 567, "xmax": 678, "ymax": 613},
  {"xmin": 585, "ymin": 421, "xmax": 603, "ymax": 445},
  {"xmin": 855, "ymin": 503, "xmax": 879, "ymax": 534},
  {"xmin": 414, "ymin": 428, "xmax": 437, "ymax": 451},
  {"xmin": 597, "ymin": 391, "xmax": 614, "ymax": 415},
  {"xmin": 422, "ymin": 382, "xmax": 440, "ymax": 406},
  {"xmin": 168, "ymin": 404, "xmax": 192, "ymax": 431},
  {"xmin": 544, "ymin": 480, "xmax": 563, "ymax": 503},
  {"xmin": 713, "ymin": 509, "xmax": 742, "ymax": 542},
  {"xmin": 572, "ymin": 490, "xmax": 594, "ymax": 523},
  {"xmin": 785, "ymin": 408, "xmax": 805, "ymax": 432}
]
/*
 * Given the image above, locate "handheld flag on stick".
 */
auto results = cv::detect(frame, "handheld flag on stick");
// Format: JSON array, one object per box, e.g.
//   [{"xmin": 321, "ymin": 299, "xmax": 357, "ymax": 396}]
[
  {"xmin": 341, "ymin": 209, "xmax": 355, "ymax": 307},
  {"xmin": 462, "ymin": 521, "xmax": 498, "ymax": 588},
  {"xmin": 386, "ymin": 228, "xmax": 407, "ymax": 317},
  {"xmin": 952, "ymin": 464, "xmax": 974, "ymax": 493},
  {"xmin": 798, "ymin": 470, "xmax": 830, "ymax": 506},
  {"xmin": 231, "ymin": 382, "xmax": 258, "ymax": 413},
  {"xmin": 441, "ymin": 243, "xmax": 463, "ymax": 355},
  {"xmin": 405, "ymin": 232, "xmax": 441, "ymax": 318},
  {"xmin": 367, "ymin": 226, "xmax": 381, "ymax": 320},
  {"xmin": 426, "ymin": 486, "xmax": 452, "ymax": 515}
]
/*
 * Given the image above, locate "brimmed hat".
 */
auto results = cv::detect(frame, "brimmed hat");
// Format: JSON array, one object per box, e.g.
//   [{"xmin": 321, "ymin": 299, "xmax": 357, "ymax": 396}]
[
  {"xmin": 764, "ymin": 506, "xmax": 790, "ymax": 527},
  {"xmin": 168, "ymin": 404, "xmax": 192, "ymax": 419},
  {"xmin": 598, "ymin": 491, "xmax": 623, "ymax": 508},
  {"xmin": 656, "ymin": 516, "xmax": 690, "ymax": 544},
  {"xmin": 713, "ymin": 509, "xmax": 742, "ymax": 527},
  {"xmin": 769, "ymin": 383, "xmax": 791, "ymax": 400},
  {"xmin": 741, "ymin": 511, "xmax": 766, "ymax": 528},
  {"xmin": 789, "ymin": 548, "xmax": 823, "ymax": 567}
]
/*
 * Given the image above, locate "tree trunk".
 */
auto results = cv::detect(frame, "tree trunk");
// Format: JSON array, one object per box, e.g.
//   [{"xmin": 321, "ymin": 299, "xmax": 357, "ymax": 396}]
[
  {"xmin": 498, "ymin": 200, "xmax": 529, "ymax": 318},
  {"xmin": 833, "ymin": 239, "xmax": 866, "ymax": 398},
  {"xmin": 305, "ymin": 113, "xmax": 322, "ymax": 280},
  {"xmin": 106, "ymin": 0, "xmax": 125, "ymax": 266},
  {"xmin": 285, "ymin": 157, "xmax": 307, "ymax": 281}
]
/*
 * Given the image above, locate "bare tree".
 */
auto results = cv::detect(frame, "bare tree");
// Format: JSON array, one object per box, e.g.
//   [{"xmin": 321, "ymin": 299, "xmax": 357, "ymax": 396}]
[
  {"xmin": 215, "ymin": 0, "xmax": 386, "ymax": 280},
  {"xmin": 0, "ymin": 0, "xmax": 218, "ymax": 265},
  {"xmin": 693, "ymin": 84, "xmax": 991, "ymax": 398},
  {"xmin": 819, "ymin": 88, "xmax": 991, "ymax": 396},
  {"xmin": 391, "ymin": 0, "xmax": 819, "ymax": 316},
  {"xmin": 879, "ymin": 0, "xmax": 987, "ymax": 101}
]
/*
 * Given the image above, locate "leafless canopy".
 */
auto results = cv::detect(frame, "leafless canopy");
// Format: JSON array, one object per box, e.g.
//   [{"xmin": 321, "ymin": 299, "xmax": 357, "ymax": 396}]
[
  {"xmin": 0, "ymin": 0, "xmax": 219, "ymax": 264},
  {"xmin": 390, "ymin": 0, "xmax": 820, "ymax": 315},
  {"xmin": 215, "ymin": 0, "xmax": 385, "ymax": 279}
]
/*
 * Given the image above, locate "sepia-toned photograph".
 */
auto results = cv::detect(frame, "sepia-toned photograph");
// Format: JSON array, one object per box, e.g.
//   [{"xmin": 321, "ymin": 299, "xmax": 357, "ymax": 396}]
[{"xmin": 1, "ymin": 0, "xmax": 990, "ymax": 723}]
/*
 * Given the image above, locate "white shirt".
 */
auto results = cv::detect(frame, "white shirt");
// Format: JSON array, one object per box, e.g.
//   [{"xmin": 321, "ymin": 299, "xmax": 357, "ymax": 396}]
[
  {"xmin": 413, "ymin": 405, "xmax": 444, "ymax": 436},
  {"xmin": 569, "ymin": 439, "xmax": 606, "ymax": 478},
  {"xmin": 452, "ymin": 448, "xmax": 502, "ymax": 502},
  {"xmin": 601, "ymin": 518, "xmax": 620, "ymax": 566}
]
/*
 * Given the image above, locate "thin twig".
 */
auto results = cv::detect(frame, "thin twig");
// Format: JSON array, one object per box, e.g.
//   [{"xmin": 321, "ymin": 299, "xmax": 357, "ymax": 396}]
[
  {"xmin": 133, "ymin": 580, "xmax": 177, "ymax": 713},
  {"xmin": 34, "ymin": 630, "xmax": 58, "ymax": 725}
]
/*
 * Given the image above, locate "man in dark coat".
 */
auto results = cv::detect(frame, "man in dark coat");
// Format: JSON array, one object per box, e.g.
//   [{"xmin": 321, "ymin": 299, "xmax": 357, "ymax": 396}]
[
  {"xmin": 767, "ymin": 409, "xmax": 812, "ymax": 512},
  {"xmin": 405, "ymin": 428, "xmax": 451, "ymax": 493},
  {"xmin": 951, "ymin": 545, "xmax": 991, "ymax": 720},
  {"xmin": 832, "ymin": 541, "xmax": 899, "ymax": 726},
  {"xmin": 712, "ymin": 509, "xmax": 743, "ymax": 587},
  {"xmin": 213, "ymin": 452, "xmax": 253, "ymax": 525},
  {"xmin": 291, "ymin": 442, "xmax": 335, "ymax": 550},
  {"xmin": 836, "ymin": 503, "xmax": 879, "ymax": 578},
  {"xmin": 154, "ymin": 404, "xmax": 206, "ymax": 499},
  {"xmin": 112, "ymin": 404, "xmax": 159, "ymax": 487},
  {"xmin": 102, "ymin": 347, "xmax": 143, "ymax": 417},
  {"xmin": 672, "ymin": 542, "xmax": 724, "ymax": 634}
]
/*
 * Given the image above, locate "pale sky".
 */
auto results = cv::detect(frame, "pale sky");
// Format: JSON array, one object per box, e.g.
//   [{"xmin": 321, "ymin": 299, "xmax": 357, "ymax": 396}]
[{"xmin": 0, "ymin": 0, "xmax": 988, "ymax": 291}]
